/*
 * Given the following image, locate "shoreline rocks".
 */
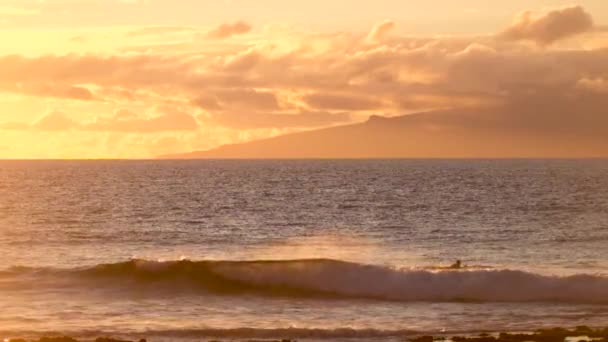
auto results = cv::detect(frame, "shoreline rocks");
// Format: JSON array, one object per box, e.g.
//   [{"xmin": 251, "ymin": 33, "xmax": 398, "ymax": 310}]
[
  {"xmin": 411, "ymin": 326, "xmax": 608, "ymax": 342},
  {"xmin": 5, "ymin": 327, "xmax": 608, "ymax": 342}
]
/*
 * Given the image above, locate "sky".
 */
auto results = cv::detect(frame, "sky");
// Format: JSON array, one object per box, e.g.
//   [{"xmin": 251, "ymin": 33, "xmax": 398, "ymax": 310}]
[{"xmin": 0, "ymin": 0, "xmax": 607, "ymax": 158}]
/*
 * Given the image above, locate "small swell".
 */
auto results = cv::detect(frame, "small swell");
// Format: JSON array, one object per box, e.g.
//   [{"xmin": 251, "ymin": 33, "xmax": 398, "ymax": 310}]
[
  {"xmin": 0, "ymin": 327, "xmax": 420, "ymax": 340},
  {"xmin": 144, "ymin": 327, "xmax": 420, "ymax": 339},
  {"xmin": 3, "ymin": 258, "xmax": 608, "ymax": 304}
]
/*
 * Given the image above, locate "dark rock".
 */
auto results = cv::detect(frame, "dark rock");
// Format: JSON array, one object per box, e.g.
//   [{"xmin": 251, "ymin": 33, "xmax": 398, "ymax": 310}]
[
  {"xmin": 537, "ymin": 327, "xmax": 569, "ymax": 335},
  {"xmin": 499, "ymin": 332, "xmax": 533, "ymax": 341},
  {"xmin": 590, "ymin": 328, "xmax": 608, "ymax": 338},
  {"xmin": 403, "ymin": 327, "xmax": 608, "ymax": 342},
  {"xmin": 574, "ymin": 326, "xmax": 593, "ymax": 335},
  {"xmin": 242, "ymin": 340, "xmax": 295, "ymax": 342},
  {"xmin": 411, "ymin": 336, "xmax": 434, "ymax": 342},
  {"xmin": 39, "ymin": 336, "xmax": 79, "ymax": 342},
  {"xmin": 95, "ymin": 337, "xmax": 133, "ymax": 342},
  {"xmin": 475, "ymin": 337, "xmax": 496, "ymax": 342}
]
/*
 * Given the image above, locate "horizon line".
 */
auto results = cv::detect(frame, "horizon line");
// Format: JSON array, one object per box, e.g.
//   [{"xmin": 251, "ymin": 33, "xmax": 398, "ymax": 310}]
[{"xmin": 2, "ymin": 157, "xmax": 608, "ymax": 162}]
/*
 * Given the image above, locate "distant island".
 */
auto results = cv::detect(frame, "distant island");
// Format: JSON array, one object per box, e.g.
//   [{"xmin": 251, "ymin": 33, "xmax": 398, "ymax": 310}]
[{"xmin": 161, "ymin": 106, "xmax": 608, "ymax": 159}]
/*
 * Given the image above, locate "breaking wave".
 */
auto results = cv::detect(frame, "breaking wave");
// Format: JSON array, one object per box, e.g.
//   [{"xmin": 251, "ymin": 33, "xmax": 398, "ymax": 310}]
[
  {"xmin": 0, "ymin": 327, "xmax": 423, "ymax": 340},
  {"xmin": 2, "ymin": 258, "xmax": 608, "ymax": 304}
]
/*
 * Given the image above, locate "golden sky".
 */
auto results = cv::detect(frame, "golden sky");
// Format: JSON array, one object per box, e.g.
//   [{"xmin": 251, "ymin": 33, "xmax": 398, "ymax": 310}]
[{"xmin": 0, "ymin": 0, "xmax": 607, "ymax": 158}]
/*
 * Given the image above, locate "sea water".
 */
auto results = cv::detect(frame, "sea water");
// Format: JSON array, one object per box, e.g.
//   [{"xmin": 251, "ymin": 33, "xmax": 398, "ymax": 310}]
[{"xmin": 1, "ymin": 160, "xmax": 608, "ymax": 341}]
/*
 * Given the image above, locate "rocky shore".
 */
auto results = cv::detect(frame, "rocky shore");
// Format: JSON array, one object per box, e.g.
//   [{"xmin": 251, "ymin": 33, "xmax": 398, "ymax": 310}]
[
  {"xmin": 411, "ymin": 327, "xmax": 608, "ymax": 342},
  {"xmin": 4, "ymin": 327, "xmax": 608, "ymax": 342}
]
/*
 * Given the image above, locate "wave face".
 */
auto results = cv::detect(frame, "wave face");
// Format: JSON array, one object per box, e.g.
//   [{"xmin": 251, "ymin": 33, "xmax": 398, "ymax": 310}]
[
  {"xmin": 0, "ymin": 327, "xmax": 422, "ymax": 340},
  {"xmin": 3, "ymin": 259, "xmax": 608, "ymax": 304}
]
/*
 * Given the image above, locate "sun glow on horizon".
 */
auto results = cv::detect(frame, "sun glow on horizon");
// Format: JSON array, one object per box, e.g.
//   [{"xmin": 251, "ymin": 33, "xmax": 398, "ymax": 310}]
[{"xmin": 1, "ymin": 1, "xmax": 608, "ymax": 158}]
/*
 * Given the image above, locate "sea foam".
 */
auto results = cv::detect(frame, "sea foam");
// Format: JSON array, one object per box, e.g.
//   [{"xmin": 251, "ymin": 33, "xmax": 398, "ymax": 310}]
[{"xmin": 3, "ymin": 258, "xmax": 608, "ymax": 304}]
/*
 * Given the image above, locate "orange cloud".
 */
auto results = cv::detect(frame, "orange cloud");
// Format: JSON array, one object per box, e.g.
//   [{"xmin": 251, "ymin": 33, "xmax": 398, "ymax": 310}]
[
  {"xmin": 216, "ymin": 89, "xmax": 280, "ymax": 110},
  {"xmin": 303, "ymin": 93, "xmax": 383, "ymax": 111},
  {"xmin": 191, "ymin": 88, "xmax": 281, "ymax": 112},
  {"xmin": 1, "ymin": 109, "xmax": 199, "ymax": 133},
  {"xmin": 0, "ymin": 121, "xmax": 30, "ymax": 130},
  {"xmin": 126, "ymin": 26, "xmax": 197, "ymax": 37},
  {"xmin": 84, "ymin": 109, "xmax": 199, "ymax": 133},
  {"xmin": 366, "ymin": 20, "xmax": 396, "ymax": 43},
  {"xmin": 206, "ymin": 21, "xmax": 252, "ymax": 39},
  {"xmin": 210, "ymin": 110, "xmax": 352, "ymax": 129},
  {"xmin": 34, "ymin": 112, "xmax": 78, "ymax": 131},
  {"xmin": 499, "ymin": 5, "xmax": 594, "ymax": 45},
  {"xmin": 1, "ymin": 5, "xmax": 608, "ymax": 139},
  {"xmin": 25, "ymin": 84, "xmax": 95, "ymax": 100}
]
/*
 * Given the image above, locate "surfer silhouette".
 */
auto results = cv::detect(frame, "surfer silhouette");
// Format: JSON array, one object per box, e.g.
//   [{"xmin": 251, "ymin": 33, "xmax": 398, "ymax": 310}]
[{"xmin": 450, "ymin": 260, "xmax": 462, "ymax": 269}]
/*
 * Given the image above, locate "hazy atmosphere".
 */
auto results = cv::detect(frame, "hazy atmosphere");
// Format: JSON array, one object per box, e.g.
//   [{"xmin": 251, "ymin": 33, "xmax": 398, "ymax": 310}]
[
  {"xmin": 1, "ymin": 0, "xmax": 607, "ymax": 158},
  {"xmin": 2, "ymin": 2, "xmax": 608, "ymax": 342}
]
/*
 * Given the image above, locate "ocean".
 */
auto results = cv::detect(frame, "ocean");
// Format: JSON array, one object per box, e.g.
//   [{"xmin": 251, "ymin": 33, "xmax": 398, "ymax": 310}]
[{"xmin": 1, "ymin": 159, "xmax": 608, "ymax": 341}]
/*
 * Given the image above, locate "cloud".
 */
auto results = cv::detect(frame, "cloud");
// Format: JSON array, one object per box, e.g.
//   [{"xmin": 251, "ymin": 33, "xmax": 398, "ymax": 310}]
[
  {"xmin": 0, "ymin": 6, "xmax": 39, "ymax": 16},
  {"xmin": 303, "ymin": 93, "xmax": 384, "ymax": 111},
  {"xmin": 2, "ymin": 34, "xmax": 607, "ymax": 105},
  {"xmin": 0, "ymin": 82, "xmax": 96, "ymax": 100},
  {"xmin": 2, "ymin": 5, "xmax": 608, "ymax": 140},
  {"xmin": 84, "ymin": 109, "xmax": 199, "ymax": 133},
  {"xmin": 206, "ymin": 21, "xmax": 252, "ymax": 39},
  {"xmin": 192, "ymin": 89, "xmax": 280, "ymax": 111},
  {"xmin": 34, "ymin": 112, "xmax": 79, "ymax": 131},
  {"xmin": 215, "ymin": 88, "xmax": 280, "ymax": 110},
  {"xmin": 366, "ymin": 20, "xmax": 396, "ymax": 43},
  {"xmin": 191, "ymin": 95, "xmax": 222, "ymax": 111},
  {"xmin": 40, "ymin": 84, "xmax": 95, "ymax": 100},
  {"xmin": 118, "ymin": 0, "xmax": 148, "ymax": 4},
  {"xmin": 126, "ymin": 26, "xmax": 197, "ymax": 37},
  {"xmin": 499, "ymin": 5, "xmax": 594, "ymax": 45},
  {"xmin": 211, "ymin": 110, "xmax": 352, "ymax": 129},
  {"xmin": 70, "ymin": 35, "xmax": 87, "ymax": 43},
  {"xmin": 219, "ymin": 48, "xmax": 262, "ymax": 71},
  {"xmin": 0, "ymin": 109, "xmax": 199, "ymax": 133},
  {"xmin": 0, "ymin": 121, "xmax": 30, "ymax": 130}
]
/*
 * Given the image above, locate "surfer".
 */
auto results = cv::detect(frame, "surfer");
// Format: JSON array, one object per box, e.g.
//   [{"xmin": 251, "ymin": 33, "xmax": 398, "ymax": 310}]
[{"xmin": 449, "ymin": 260, "xmax": 462, "ymax": 269}]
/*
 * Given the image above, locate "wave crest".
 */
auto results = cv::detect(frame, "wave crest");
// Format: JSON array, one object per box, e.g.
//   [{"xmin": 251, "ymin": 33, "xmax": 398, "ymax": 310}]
[{"xmin": 3, "ymin": 258, "xmax": 608, "ymax": 304}]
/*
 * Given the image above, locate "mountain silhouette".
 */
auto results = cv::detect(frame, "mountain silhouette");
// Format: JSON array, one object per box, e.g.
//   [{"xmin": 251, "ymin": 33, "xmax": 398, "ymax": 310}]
[{"xmin": 161, "ymin": 107, "xmax": 608, "ymax": 159}]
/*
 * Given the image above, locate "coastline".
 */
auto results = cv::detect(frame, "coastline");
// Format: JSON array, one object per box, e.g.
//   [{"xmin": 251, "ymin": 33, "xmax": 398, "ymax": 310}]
[{"xmin": 4, "ymin": 326, "xmax": 608, "ymax": 342}]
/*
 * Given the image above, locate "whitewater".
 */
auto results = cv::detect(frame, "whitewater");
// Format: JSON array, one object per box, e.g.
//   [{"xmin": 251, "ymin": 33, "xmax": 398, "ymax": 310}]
[
  {"xmin": 3, "ymin": 258, "xmax": 608, "ymax": 304},
  {"xmin": 1, "ymin": 159, "xmax": 608, "ymax": 340}
]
